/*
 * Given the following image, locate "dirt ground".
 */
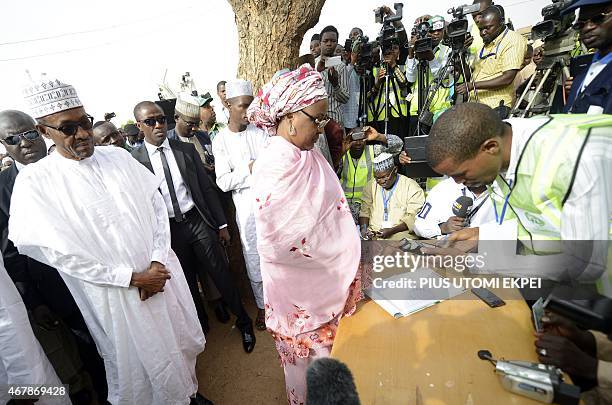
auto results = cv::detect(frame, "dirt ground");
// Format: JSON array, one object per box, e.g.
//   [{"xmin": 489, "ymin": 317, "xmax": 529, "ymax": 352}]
[{"xmin": 195, "ymin": 297, "xmax": 287, "ymax": 405}]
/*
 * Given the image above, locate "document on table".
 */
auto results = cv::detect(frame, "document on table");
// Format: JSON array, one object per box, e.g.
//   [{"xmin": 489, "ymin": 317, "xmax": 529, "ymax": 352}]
[{"xmin": 367, "ymin": 268, "xmax": 466, "ymax": 319}]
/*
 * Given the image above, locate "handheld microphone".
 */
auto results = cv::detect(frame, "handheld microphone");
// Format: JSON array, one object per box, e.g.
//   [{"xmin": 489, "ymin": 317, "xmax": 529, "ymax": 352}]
[
  {"xmin": 452, "ymin": 196, "xmax": 474, "ymax": 219},
  {"xmin": 306, "ymin": 358, "xmax": 360, "ymax": 405}
]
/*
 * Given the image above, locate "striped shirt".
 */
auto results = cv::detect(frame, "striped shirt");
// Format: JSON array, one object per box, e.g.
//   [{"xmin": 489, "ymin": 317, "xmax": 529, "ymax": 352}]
[
  {"xmin": 341, "ymin": 65, "xmax": 360, "ymax": 129},
  {"xmin": 321, "ymin": 63, "xmax": 349, "ymax": 124},
  {"xmin": 471, "ymin": 28, "xmax": 527, "ymax": 109},
  {"xmin": 475, "ymin": 117, "xmax": 612, "ymax": 282}
]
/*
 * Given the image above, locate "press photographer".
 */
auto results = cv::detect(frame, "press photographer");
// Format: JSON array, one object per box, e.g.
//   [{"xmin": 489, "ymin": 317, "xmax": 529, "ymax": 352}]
[
  {"xmin": 367, "ymin": 3, "xmax": 411, "ymax": 139},
  {"xmin": 457, "ymin": 5, "xmax": 528, "ymax": 110},
  {"xmin": 406, "ymin": 15, "xmax": 452, "ymax": 135}
]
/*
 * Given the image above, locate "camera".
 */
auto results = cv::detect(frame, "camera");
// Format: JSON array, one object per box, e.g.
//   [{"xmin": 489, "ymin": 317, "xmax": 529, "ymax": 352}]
[
  {"xmin": 444, "ymin": 4, "xmax": 480, "ymax": 51},
  {"xmin": 354, "ymin": 35, "xmax": 378, "ymax": 72},
  {"xmin": 412, "ymin": 21, "xmax": 433, "ymax": 55},
  {"xmin": 375, "ymin": 3, "xmax": 404, "ymax": 55},
  {"xmin": 531, "ymin": 0, "xmax": 574, "ymax": 40}
]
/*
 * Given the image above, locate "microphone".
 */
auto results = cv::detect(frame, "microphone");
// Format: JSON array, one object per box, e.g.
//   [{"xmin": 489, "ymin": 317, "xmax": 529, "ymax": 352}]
[
  {"xmin": 452, "ymin": 195, "xmax": 474, "ymax": 219},
  {"xmin": 306, "ymin": 358, "xmax": 360, "ymax": 405}
]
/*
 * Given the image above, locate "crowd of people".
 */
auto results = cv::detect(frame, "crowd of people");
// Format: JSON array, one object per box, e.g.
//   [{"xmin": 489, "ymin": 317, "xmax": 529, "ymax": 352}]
[{"xmin": 0, "ymin": 0, "xmax": 611, "ymax": 404}]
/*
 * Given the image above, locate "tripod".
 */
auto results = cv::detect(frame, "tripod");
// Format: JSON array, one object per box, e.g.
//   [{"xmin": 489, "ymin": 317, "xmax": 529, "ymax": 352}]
[
  {"xmin": 357, "ymin": 71, "xmax": 373, "ymax": 128},
  {"xmin": 414, "ymin": 58, "xmax": 430, "ymax": 135},
  {"xmin": 418, "ymin": 47, "xmax": 477, "ymax": 130},
  {"xmin": 511, "ymin": 32, "xmax": 577, "ymax": 117}
]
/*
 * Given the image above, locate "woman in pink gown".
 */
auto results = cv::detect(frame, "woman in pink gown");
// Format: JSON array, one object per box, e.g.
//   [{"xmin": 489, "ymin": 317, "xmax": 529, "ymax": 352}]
[{"xmin": 247, "ymin": 65, "xmax": 362, "ymax": 404}]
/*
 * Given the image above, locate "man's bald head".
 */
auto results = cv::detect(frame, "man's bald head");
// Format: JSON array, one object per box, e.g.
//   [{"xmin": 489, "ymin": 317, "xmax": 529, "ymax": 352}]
[
  {"xmin": 93, "ymin": 121, "xmax": 125, "ymax": 147},
  {"xmin": 0, "ymin": 110, "xmax": 47, "ymax": 165},
  {"xmin": 133, "ymin": 101, "xmax": 163, "ymax": 121},
  {"xmin": 0, "ymin": 110, "xmax": 36, "ymax": 134}
]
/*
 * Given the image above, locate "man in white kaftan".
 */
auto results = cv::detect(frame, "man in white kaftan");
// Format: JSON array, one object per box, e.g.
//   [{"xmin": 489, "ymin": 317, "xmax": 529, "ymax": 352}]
[
  {"xmin": 0, "ymin": 255, "xmax": 70, "ymax": 405},
  {"xmin": 9, "ymin": 78, "xmax": 206, "ymax": 405},
  {"xmin": 212, "ymin": 80, "xmax": 268, "ymax": 324}
]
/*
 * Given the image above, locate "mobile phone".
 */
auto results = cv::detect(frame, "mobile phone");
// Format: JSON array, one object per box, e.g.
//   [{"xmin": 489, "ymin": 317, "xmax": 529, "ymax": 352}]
[
  {"xmin": 351, "ymin": 130, "xmax": 366, "ymax": 141},
  {"xmin": 471, "ymin": 288, "xmax": 505, "ymax": 308},
  {"xmin": 399, "ymin": 238, "xmax": 427, "ymax": 255}
]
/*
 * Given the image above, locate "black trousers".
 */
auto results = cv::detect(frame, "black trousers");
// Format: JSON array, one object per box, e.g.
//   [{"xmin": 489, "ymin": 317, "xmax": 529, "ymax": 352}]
[{"xmin": 169, "ymin": 209, "xmax": 252, "ymax": 331}]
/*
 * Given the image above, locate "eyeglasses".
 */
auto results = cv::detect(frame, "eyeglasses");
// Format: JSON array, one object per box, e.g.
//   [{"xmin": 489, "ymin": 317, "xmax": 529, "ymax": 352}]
[
  {"xmin": 181, "ymin": 117, "xmax": 201, "ymax": 128},
  {"xmin": 139, "ymin": 116, "xmax": 167, "ymax": 127},
  {"xmin": 300, "ymin": 110, "xmax": 331, "ymax": 130},
  {"xmin": 572, "ymin": 11, "xmax": 612, "ymax": 30},
  {"xmin": 375, "ymin": 168, "xmax": 397, "ymax": 183},
  {"xmin": 39, "ymin": 115, "xmax": 94, "ymax": 136},
  {"xmin": 2, "ymin": 130, "xmax": 41, "ymax": 146}
]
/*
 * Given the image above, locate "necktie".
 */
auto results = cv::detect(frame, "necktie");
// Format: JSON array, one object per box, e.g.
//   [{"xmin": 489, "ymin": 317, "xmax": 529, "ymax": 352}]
[{"xmin": 157, "ymin": 147, "xmax": 183, "ymax": 221}]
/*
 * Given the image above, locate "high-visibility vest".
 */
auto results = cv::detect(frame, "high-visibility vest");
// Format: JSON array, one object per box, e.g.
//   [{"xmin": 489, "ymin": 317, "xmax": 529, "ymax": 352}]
[
  {"xmin": 487, "ymin": 114, "xmax": 612, "ymax": 294},
  {"xmin": 409, "ymin": 47, "xmax": 452, "ymax": 116},
  {"xmin": 368, "ymin": 65, "xmax": 409, "ymax": 122},
  {"xmin": 341, "ymin": 145, "xmax": 374, "ymax": 201}
]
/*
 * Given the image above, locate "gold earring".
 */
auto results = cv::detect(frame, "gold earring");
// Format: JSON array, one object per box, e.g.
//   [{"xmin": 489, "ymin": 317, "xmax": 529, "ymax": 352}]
[{"xmin": 289, "ymin": 124, "xmax": 296, "ymax": 136}]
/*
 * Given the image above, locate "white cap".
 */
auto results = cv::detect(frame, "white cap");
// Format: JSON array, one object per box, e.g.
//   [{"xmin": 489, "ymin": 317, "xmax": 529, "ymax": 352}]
[
  {"xmin": 23, "ymin": 77, "xmax": 83, "ymax": 119},
  {"xmin": 373, "ymin": 152, "xmax": 395, "ymax": 173},
  {"xmin": 175, "ymin": 92, "xmax": 201, "ymax": 120},
  {"xmin": 226, "ymin": 79, "xmax": 253, "ymax": 99}
]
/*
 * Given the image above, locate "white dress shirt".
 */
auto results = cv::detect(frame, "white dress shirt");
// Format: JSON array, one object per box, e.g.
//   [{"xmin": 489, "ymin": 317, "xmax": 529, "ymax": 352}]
[
  {"xmin": 414, "ymin": 177, "xmax": 496, "ymax": 239},
  {"xmin": 144, "ymin": 138, "xmax": 195, "ymax": 219}
]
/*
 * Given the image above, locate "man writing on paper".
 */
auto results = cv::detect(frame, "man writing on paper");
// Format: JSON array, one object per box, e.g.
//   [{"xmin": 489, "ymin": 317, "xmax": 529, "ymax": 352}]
[
  {"xmin": 10, "ymin": 78, "xmax": 209, "ymax": 405},
  {"xmin": 423, "ymin": 103, "xmax": 611, "ymax": 291},
  {"xmin": 359, "ymin": 153, "xmax": 425, "ymax": 240}
]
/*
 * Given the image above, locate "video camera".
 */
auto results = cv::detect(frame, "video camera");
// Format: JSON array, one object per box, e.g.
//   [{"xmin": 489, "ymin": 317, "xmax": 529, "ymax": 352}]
[
  {"xmin": 531, "ymin": 0, "xmax": 574, "ymax": 41},
  {"xmin": 412, "ymin": 20, "xmax": 433, "ymax": 55},
  {"xmin": 444, "ymin": 3, "xmax": 480, "ymax": 51},
  {"xmin": 353, "ymin": 35, "xmax": 378, "ymax": 72},
  {"xmin": 374, "ymin": 3, "xmax": 404, "ymax": 55}
]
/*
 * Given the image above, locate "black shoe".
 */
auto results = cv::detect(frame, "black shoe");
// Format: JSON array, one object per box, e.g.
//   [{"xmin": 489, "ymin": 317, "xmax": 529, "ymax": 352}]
[
  {"xmin": 241, "ymin": 327, "xmax": 256, "ymax": 353},
  {"xmin": 190, "ymin": 392, "xmax": 214, "ymax": 405},
  {"xmin": 212, "ymin": 300, "xmax": 230, "ymax": 323}
]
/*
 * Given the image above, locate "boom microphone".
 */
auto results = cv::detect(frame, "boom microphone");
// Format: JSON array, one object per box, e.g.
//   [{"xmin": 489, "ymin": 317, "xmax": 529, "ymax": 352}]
[
  {"xmin": 306, "ymin": 358, "xmax": 360, "ymax": 405},
  {"xmin": 452, "ymin": 195, "xmax": 473, "ymax": 218}
]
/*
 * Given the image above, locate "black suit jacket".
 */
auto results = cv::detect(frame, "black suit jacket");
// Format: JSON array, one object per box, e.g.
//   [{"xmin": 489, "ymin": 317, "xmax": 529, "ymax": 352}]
[
  {"xmin": 0, "ymin": 164, "xmax": 81, "ymax": 319},
  {"xmin": 131, "ymin": 139, "xmax": 227, "ymax": 230},
  {"xmin": 565, "ymin": 61, "xmax": 612, "ymax": 114}
]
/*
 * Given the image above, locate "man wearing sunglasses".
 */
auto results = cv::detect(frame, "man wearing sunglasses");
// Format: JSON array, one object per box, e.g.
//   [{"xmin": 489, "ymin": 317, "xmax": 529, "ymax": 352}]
[
  {"xmin": 0, "ymin": 109, "xmax": 108, "ymax": 403},
  {"xmin": 563, "ymin": 0, "xmax": 612, "ymax": 114},
  {"xmin": 131, "ymin": 99, "xmax": 256, "ymax": 354},
  {"xmin": 10, "ymin": 78, "xmax": 212, "ymax": 405}
]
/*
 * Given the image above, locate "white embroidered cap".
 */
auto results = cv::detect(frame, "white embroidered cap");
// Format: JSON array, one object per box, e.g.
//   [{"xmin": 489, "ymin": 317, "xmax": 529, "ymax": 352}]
[{"xmin": 22, "ymin": 77, "xmax": 83, "ymax": 119}]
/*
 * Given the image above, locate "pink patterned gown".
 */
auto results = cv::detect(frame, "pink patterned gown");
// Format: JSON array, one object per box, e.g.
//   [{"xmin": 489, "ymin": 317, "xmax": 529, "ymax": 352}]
[{"xmin": 252, "ymin": 135, "xmax": 362, "ymax": 405}]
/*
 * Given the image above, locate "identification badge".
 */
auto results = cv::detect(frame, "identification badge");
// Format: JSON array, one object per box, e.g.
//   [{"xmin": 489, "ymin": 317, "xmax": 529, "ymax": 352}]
[{"xmin": 587, "ymin": 105, "xmax": 604, "ymax": 115}]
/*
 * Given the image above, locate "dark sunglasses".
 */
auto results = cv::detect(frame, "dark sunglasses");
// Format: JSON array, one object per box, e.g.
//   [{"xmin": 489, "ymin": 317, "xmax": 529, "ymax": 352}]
[
  {"xmin": 139, "ymin": 116, "xmax": 167, "ymax": 127},
  {"xmin": 300, "ymin": 110, "xmax": 331, "ymax": 130},
  {"xmin": 2, "ymin": 130, "xmax": 41, "ymax": 146},
  {"xmin": 39, "ymin": 115, "xmax": 94, "ymax": 136},
  {"xmin": 572, "ymin": 11, "xmax": 611, "ymax": 30}
]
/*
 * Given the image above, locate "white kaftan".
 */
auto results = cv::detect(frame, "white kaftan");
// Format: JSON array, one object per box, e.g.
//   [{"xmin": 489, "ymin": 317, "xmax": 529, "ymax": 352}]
[
  {"xmin": 212, "ymin": 125, "xmax": 268, "ymax": 307},
  {"xmin": 8, "ymin": 147, "xmax": 205, "ymax": 405},
  {"xmin": 0, "ymin": 256, "xmax": 69, "ymax": 405}
]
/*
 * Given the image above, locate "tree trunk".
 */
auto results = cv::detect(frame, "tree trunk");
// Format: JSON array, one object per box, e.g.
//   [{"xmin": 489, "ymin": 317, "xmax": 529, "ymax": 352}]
[{"xmin": 227, "ymin": 0, "xmax": 326, "ymax": 91}]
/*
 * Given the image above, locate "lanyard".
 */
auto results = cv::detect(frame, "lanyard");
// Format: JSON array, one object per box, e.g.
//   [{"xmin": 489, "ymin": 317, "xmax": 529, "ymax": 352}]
[
  {"xmin": 489, "ymin": 178, "xmax": 513, "ymax": 225},
  {"xmin": 479, "ymin": 27, "xmax": 509, "ymax": 60},
  {"xmin": 381, "ymin": 176, "xmax": 400, "ymax": 221}
]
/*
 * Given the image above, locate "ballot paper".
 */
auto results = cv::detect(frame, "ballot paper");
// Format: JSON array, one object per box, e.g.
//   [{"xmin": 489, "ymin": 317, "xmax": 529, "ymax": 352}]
[
  {"xmin": 315, "ymin": 56, "xmax": 343, "ymax": 69},
  {"xmin": 367, "ymin": 268, "xmax": 467, "ymax": 319}
]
